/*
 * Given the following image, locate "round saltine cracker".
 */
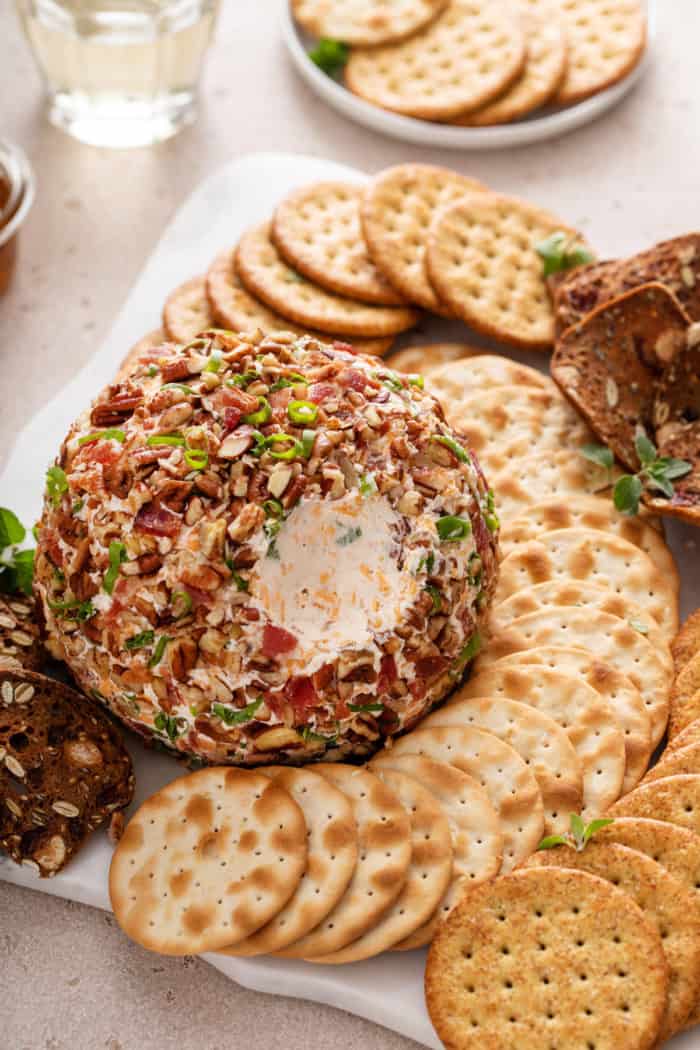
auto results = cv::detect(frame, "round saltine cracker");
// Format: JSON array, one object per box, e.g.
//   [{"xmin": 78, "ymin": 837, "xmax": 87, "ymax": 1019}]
[
  {"xmin": 426, "ymin": 192, "xmax": 585, "ymax": 349},
  {"xmin": 271, "ymin": 182, "xmax": 407, "ymax": 306},
  {"xmin": 460, "ymin": 665, "xmax": 625, "ymax": 817},
  {"xmin": 423, "ymin": 694, "xmax": 583, "ymax": 834},
  {"xmin": 428, "ymin": 354, "xmax": 552, "ymax": 400},
  {"xmin": 361, "ymin": 164, "xmax": 487, "ymax": 313},
  {"xmin": 217, "ymin": 765, "xmax": 358, "ymax": 956},
  {"xmin": 387, "ymin": 343, "xmax": 480, "ymax": 376},
  {"xmin": 235, "ymin": 223, "xmax": 419, "ymax": 338},
  {"xmin": 345, "ymin": 0, "xmax": 526, "ymax": 121},
  {"xmin": 275, "ymin": 764, "xmax": 411, "ymax": 958},
  {"xmin": 493, "ymin": 646, "xmax": 652, "ymax": 795},
  {"xmin": 489, "ymin": 449, "xmax": 623, "ymax": 524},
  {"xmin": 162, "ymin": 276, "xmax": 215, "ymax": 344},
  {"xmin": 292, "ymin": 0, "xmax": 449, "ymax": 46},
  {"xmin": 425, "ymin": 866, "xmax": 669, "ymax": 1050},
  {"xmin": 305, "ymin": 768, "xmax": 453, "ymax": 962},
  {"xmin": 495, "ymin": 527, "xmax": 679, "ymax": 641},
  {"xmin": 381, "ymin": 725, "xmax": 544, "ymax": 870},
  {"xmin": 108, "ymin": 768, "xmax": 307, "ymax": 955}
]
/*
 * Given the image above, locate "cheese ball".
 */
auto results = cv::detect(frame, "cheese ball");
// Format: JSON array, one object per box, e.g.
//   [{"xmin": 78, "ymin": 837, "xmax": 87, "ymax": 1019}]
[{"xmin": 35, "ymin": 331, "xmax": 499, "ymax": 764}]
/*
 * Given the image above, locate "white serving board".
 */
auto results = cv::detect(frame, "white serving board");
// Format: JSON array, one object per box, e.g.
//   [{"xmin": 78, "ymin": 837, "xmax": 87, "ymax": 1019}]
[
  {"xmin": 282, "ymin": 0, "xmax": 655, "ymax": 151},
  {"xmin": 0, "ymin": 151, "xmax": 698, "ymax": 1050}
]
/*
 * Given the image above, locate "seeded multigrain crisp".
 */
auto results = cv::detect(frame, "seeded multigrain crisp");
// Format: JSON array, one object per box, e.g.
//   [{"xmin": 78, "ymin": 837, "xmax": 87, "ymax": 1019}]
[
  {"xmin": 34, "ymin": 330, "xmax": 499, "ymax": 767},
  {"xmin": 0, "ymin": 668, "xmax": 134, "ymax": 876},
  {"xmin": 0, "ymin": 593, "xmax": 43, "ymax": 671}
]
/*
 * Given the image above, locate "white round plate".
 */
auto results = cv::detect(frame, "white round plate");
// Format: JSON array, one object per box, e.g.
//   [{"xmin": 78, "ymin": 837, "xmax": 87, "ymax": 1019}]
[{"xmin": 282, "ymin": 0, "xmax": 655, "ymax": 150}]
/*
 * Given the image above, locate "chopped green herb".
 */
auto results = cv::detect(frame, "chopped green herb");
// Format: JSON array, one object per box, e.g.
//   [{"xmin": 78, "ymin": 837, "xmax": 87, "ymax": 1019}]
[
  {"xmin": 147, "ymin": 365, "xmax": 159, "ymax": 377},
  {"xmin": 160, "ymin": 383, "xmax": 196, "ymax": 395},
  {"xmin": 432, "ymin": 434, "xmax": 469, "ymax": 463},
  {"xmin": 267, "ymin": 538, "xmax": 280, "ymax": 561},
  {"xmin": 203, "ymin": 351, "xmax": 222, "ymax": 373},
  {"xmin": 125, "ymin": 629, "xmax": 155, "ymax": 651},
  {"xmin": 153, "ymin": 711, "xmax": 185, "ymax": 742},
  {"xmin": 244, "ymin": 397, "xmax": 272, "ymax": 426},
  {"xmin": 270, "ymin": 373, "xmax": 306, "ymax": 392},
  {"xmin": 436, "ymin": 515, "xmax": 472, "ymax": 542},
  {"xmin": 263, "ymin": 498, "xmax": 284, "ymax": 519},
  {"xmin": 603, "ymin": 433, "xmax": 693, "ymax": 516},
  {"xmin": 348, "ymin": 701, "xmax": 384, "ymax": 714},
  {"xmin": 580, "ymin": 443, "xmax": 615, "ymax": 471},
  {"xmin": 172, "ymin": 591, "xmax": 193, "ymax": 618},
  {"xmin": 467, "ymin": 551, "xmax": 483, "ymax": 587},
  {"xmin": 337, "ymin": 524, "xmax": 362, "ymax": 546},
  {"xmin": 48, "ymin": 597, "xmax": 96, "ymax": 622},
  {"xmin": 212, "ymin": 696, "xmax": 263, "ymax": 726},
  {"xmin": 46, "ymin": 465, "xmax": 68, "ymax": 507},
  {"xmin": 408, "ymin": 373, "xmax": 424, "ymax": 389},
  {"xmin": 308, "ymin": 37, "xmax": 349, "ymax": 77},
  {"xmin": 78, "ymin": 428, "xmax": 126, "ymax": 446},
  {"xmin": 416, "ymin": 550, "xmax": 436, "ymax": 575},
  {"xmin": 230, "ymin": 570, "xmax": 249, "ymax": 592},
  {"xmin": 227, "ymin": 371, "xmax": 259, "ymax": 388},
  {"xmin": 72, "ymin": 499, "xmax": 84, "ymax": 515},
  {"xmin": 287, "ymin": 399, "xmax": 319, "ymax": 425},
  {"xmin": 537, "ymin": 813, "xmax": 614, "ymax": 852},
  {"xmin": 148, "ymin": 635, "xmax": 171, "ymax": 668},
  {"xmin": 484, "ymin": 489, "xmax": 499, "ymax": 533},
  {"xmin": 300, "ymin": 725, "xmax": 338, "ymax": 744},
  {"xmin": 146, "ymin": 433, "xmax": 185, "ymax": 447},
  {"xmin": 103, "ymin": 541, "xmax": 127, "ymax": 595},
  {"xmin": 0, "ymin": 508, "xmax": 25, "ymax": 549},
  {"xmin": 359, "ymin": 472, "xmax": 377, "ymax": 497},
  {"xmin": 300, "ymin": 429, "xmax": 316, "ymax": 459},
  {"xmin": 425, "ymin": 584, "xmax": 442, "ymax": 612},
  {"xmin": 451, "ymin": 632, "xmax": 481, "ymax": 676},
  {"xmin": 536, "ymin": 231, "xmax": 594, "ymax": 278},
  {"xmin": 184, "ymin": 448, "xmax": 209, "ymax": 471},
  {"xmin": 613, "ymin": 474, "xmax": 644, "ymax": 515}
]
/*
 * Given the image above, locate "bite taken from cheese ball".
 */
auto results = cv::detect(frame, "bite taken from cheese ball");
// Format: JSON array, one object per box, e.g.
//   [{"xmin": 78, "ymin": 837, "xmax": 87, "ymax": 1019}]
[{"xmin": 35, "ymin": 330, "xmax": 499, "ymax": 765}]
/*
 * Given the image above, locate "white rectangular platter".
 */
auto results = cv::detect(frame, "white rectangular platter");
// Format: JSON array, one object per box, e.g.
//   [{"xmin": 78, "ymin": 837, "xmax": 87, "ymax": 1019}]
[{"xmin": 1, "ymin": 152, "xmax": 698, "ymax": 1050}]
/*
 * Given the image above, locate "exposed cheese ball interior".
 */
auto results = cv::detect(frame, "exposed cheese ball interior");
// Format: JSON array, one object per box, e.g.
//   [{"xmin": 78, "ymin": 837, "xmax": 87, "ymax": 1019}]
[{"xmin": 35, "ymin": 330, "xmax": 499, "ymax": 765}]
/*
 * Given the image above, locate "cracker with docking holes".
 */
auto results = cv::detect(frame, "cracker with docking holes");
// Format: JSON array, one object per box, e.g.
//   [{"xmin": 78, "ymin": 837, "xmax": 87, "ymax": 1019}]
[
  {"xmin": 377, "ymin": 725, "xmax": 544, "ymax": 871},
  {"xmin": 529, "ymin": 841, "xmax": 700, "ymax": 1040},
  {"xmin": 387, "ymin": 343, "xmax": 480, "ymax": 376},
  {"xmin": 491, "ymin": 645, "xmax": 652, "ymax": 794},
  {"xmin": 670, "ymin": 651, "xmax": 700, "ymax": 740},
  {"xmin": 423, "ymin": 695, "xmax": 583, "ymax": 834},
  {"xmin": 369, "ymin": 751, "xmax": 503, "ymax": 950},
  {"xmin": 292, "ymin": 0, "xmax": 448, "ymax": 46},
  {"xmin": 306, "ymin": 768, "xmax": 453, "ymax": 963},
  {"xmin": 546, "ymin": 0, "xmax": 647, "ymax": 105},
  {"xmin": 434, "ymin": 385, "xmax": 593, "ymax": 475},
  {"xmin": 271, "ymin": 182, "xmax": 408, "ymax": 306},
  {"xmin": 428, "ymin": 354, "xmax": 552, "ymax": 400},
  {"xmin": 608, "ymin": 775, "xmax": 700, "ymax": 837},
  {"xmin": 236, "ymin": 223, "xmax": 419, "ymax": 338},
  {"xmin": 489, "ymin": 449, "xmax": 623, "ymax": 524},
  {"xmin": 275, "ymin": 764, "xmax": 411, "ymax": 959},
  {"xmin": 218, "ymin": 766, "xmax": 358, "ymax": 957},
  {"xmin": 115, "ymin": 329, "xmax": 167, "ymax": 384},
  {"xmin": 459, "ymin": 665, "xmax": 625, "ymax": 817},
  {"xmin": 456, "ymin": 10, "xmax": 568, "ymax": 126},
  {"xmin": 494, "ymin": 527, "xmax": 679, "ymax": 641},
  {"xmin": 109, "ymin": 767, "xmax": 307, "ymax": 955},
  {"xmin": 478, "ymin": 608, "xmax": 671, "ymax": 749},
  {"xmin": 426, "ymin": 193, "xmax": 586, "ymax": 349},
  {"xmin": 425, "ymin": 866, "xmax": 669, "ymax": 1050},
  {"xmin": 162, "ymin": 276, "xmax": 215, "ymax": 344},
  {"xmin": 344, "ymin": 1, "xmax": 526, "ymax": 122},
  {"xmin": 0, "ymin": 593, "xmax": 43, "ymax": 672},
  {"xmin": 672, "ymin": 610, "xmax": 700, "ymax": 673},
  {"xmin": 205, "ymin": 250, "xmax": 393, "ymax": 355},
  {"xmin": 551, "ymin": 283, "xmax": 689, "ymax": 472},
  {"xmin": 361, "ymin": 164, "xmax": 487, "ymax": 313},
  {"xmin": 648, "ymin": 333, "xmax": 700, "ymax": 524}
]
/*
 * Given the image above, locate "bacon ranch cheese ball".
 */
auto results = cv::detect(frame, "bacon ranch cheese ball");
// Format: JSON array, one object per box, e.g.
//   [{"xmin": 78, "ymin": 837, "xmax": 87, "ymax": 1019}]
[{"xmin": 35, "ymin": 331, "xmax": 498, "ymax": 765}]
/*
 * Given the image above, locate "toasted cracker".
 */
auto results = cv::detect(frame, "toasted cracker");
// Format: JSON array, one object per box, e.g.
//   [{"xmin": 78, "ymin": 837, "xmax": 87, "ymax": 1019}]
[
  {"xmin": 493, "ymin": 646, "xmax": 652, "ymax": 794},
  {"xmin": 648, "ymin": 333, "xmax": 700, "ymax": 524},
  {"xmin": 608, "ymin": 774, "xmax": 700, "ymax": 831},
  {"xmin": 115, "ymin": 329, "xmax": 166, "ymax": 384},
  {"xmin": 551, "ymin": 283, "xmax": 689, "ymax": 471},
  {"xmin": 478, "ymin": 608, "xmax": 671, "ymax": 747},
  {"xmin": 387, "ymin": 343, "xmax": 479, "ymax": 376},
  {"xmin": 162, "ymin": 276, "xmax": 215, "ymax": 344},
  {"xmin": 460, "ymin": 666, "xmax": 625, "ymax": 817},
  {"xmin": 292, "ymin": 0, "xmax": 448, "ymax": 46},
  {"xmin": 236, "ymin": 224, "xmax": 419, "ymax": 338},
  {"xmin": 495, "ymin": 527, "xmax": 679, "ymax": 641},
  {"xmin": 456, "ymin": 10, "xmax": 568, "ymax": 126},
  {"xmin": 490, "ymin": 449, "xmax": 623, "ymax": 524},
  {"xmin": 426, "ymin": 193, "xmax": 584, "ymax": 349},
  {"xmin": 380, "ymin": 725, "xmax": 544, "ymax": 870},
  {"xmin": 306, "ymin": 769, "xmax": 453, "ymax": 963},
  {"xmin": 670, "ymin": 651, "xmax": 700, "ymax": 739},
  {"xmin": 345, "ymin": 1, "xmax": 526, "ymax": 121},
  {"xmin": 217, "ymin": 766, "xmax": 358, "ymax": 956},
  {"xmin": 529, "ymin": 840, "xmax": 700, "ymax": 1039},
  {"xmin": 275, "ymin": 764, "xmax": 411, "ymax": 958},
  {"xmin": 271, "ymin": 182, "xmax": 407, "ymax": 306},
  {"xmin": 552, "ymin": 234, "xmax": 700, "ymax": 334},
  {"xmin": 361, "ymin": 164, "xmax": 487, "ymax": 313},
  {"xmin": 595, "ymin": 817, "xmax": 700, "ymax": 898},
  {"xmin": 109, "ymin": 768, "xmax": 307, "ymax": 955},
  {"xmin": 547, "ymin": 0, "xmax": 647, "ymax": 105},
  {"xmin": 369, "ymin": 751, "xmax": 503, "ymax": 949},
  {"xmin": 672, "ymin": 610, "xmax": 700, "ymax": 672},
  {"xmin": 423, "ymin": 696, "xmax": 583, "ymax": 834},
  {"xmin": 645, "ymin": 740, "xmax": 700, "ymax": 785},
  {"xmin": 437, "ymin": 386, "xmax": 592, "ymax": 476},
  {"xmin": 668, "ymin": 718, "xmax": 700, "ymax": 755},
  {"xmin": 205, "ymin": 249, "xmax": 393, "ymax": 356},
  {"xmin": 426, "ymin": 865, "xmax": 668, "ymax": 1050}
]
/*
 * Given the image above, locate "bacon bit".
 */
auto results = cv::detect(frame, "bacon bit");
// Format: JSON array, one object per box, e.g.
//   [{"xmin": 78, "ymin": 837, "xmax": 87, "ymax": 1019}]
[
  {"xmin": 223, "ymin": 406, "xmax": 242, "ymax": 433},
  {"xmin": 285, "ymin": 676, "xmax": 317, "ymax": 712},
  {"xmin": 409, "ymin": 679, "xmax": 427, "ymax": 701},
  {"xmin": 378, "ymin": 653, "xmax": 397, "ymax": 691},
  {"xmin": 307, "ymin": 381, "xmax": 336, "ymax": 404},
  {"xmin": 262, "ymin": 624, "xmax": 297, "ymax": 658},
  {"xmin": 339, "ymin": 369, "xmax": 369, "ymax": 392},
  {"xmin": 75, "ymin": 441, "xmax": 122, "ymax": 469},
  {"xmin": 240, "ymin": 606, "xmax": 261, "ymax": 622},
  {"xmin": 269, "ymin": 386, "xmax": 293, "ymax": 420},
  {"xmin": 134, "ymin": 502, "xmax": 182, "ymax": 537},
  {"xmin": 414, "ymin": 655, "xmax": 447, "ymax": 678}
]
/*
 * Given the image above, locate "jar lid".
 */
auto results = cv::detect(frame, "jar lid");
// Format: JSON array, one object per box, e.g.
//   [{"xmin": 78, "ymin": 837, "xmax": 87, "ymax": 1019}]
[{"xmin": 0, "ymin": 138, "xmax": 36, "ymax": 248}]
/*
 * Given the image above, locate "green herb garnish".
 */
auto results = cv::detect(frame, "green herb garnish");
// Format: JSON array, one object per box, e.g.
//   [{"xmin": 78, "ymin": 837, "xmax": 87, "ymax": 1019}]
[
  {"xmin": 359, "ymin": 472, "xmax": 377, "ymax": 497},
  {"xmin": 78, "ymin": 428, "xmax": 126, "ymax": 446},
  {"xmin": 46, "ymin": 465, "xmax": 68, "ymax": 507},
  {"xmin": 172, "ymin": 591, "xmax": 193, "ymax": 618},
  {"xmin": 48, "ymin": 598, "xmax": 95, "ymax": 622},
  {"xmin": 537, "ymin": 813, "xmax": 614, "ymax": 852},
  {"xmin": 432, "ymin": 434, "xmax": 469, "ymax": 463},
  {"xmin": 153, "ymin": 711, "xmax": 185, "ymax": 742},
  {"xmin": 230, "ymin": 570, "xmax": 249, "ymax": 592},
  {"xmin": 451, "ymin": 632, "xmax": 481, "ymax": 677},
  {"xmin": 103, "ymin": 541, "xmax": 127, "ymax": 595},
  {"xmin": 416, "ymin": 551, "xmax": 436, "ymax": 575},
  {"xmin": 270, "ymin": 373, "xmax": 306, "ymax": 392},
  {"xmin": 212, "ymin": 697, "xmax": 263, "ymax": 726},
  {"xmin": 536, "ymin": 231, "xmax": 594, "ymax": 277},
  {"xmin": 263, "ymin": 498, "xmax": 285, "ymax": 519},
  {"xmin": 146, "ymin": 433, "xmax": 185, "ymax": 447},
  {"xmin": 408, "ymin": 374, "xmax": 424, "ymax": 390},
  {"xmin": 287, "ymin": 399, "xmax": 319, "ymax": 425},
  {"xmin": 308, "ymin": 37, "xmax": 349, "ymax": 77},
  {"xmin": 582, "ymin": 436, "xmax": 692, "ymax": 516},
  {"xmin": 0, "ymin": 510, "xmax": 35, "ymax": 597},
  {"xmin": 348, "ymin": 701, "xmax": 384, "ymax": 714},
  {"xmin": 244, "ymin": 397, "xmax": 272, "ymax": 426},
  {"xmin": 484, "ymin": 489, "xmax": 499, "ymax": 533},
  {"xmin": 160, "ymin": 383, "xmax": 196, "ymax": 395},
  {"xmin": 337, "ymin": 524, "xmax": 362, "ymax": 546},
  {"xmin": 125, "ymin": 629, "xmax": 155, "ymax": 651},
  {"xmin": 227, "ymin": 371, "xmax": 258, "ymax": 389},
  {"xmin": 436, "ymin": 515, "xmax": 472, "ymax": 542},
  {"xmin": 184, "ymin": 448, "xmax": 209, "ymax": 471},
  {"xmin": 425, "ymin": 584, "xmax": 442, "ymax": 612},
  {"xmin": 202, "ymin": 352, "xmax": 222, "ymax": 373},
  {"xmin": 300, "ymin": 725, "xmax": 338, "ymax": 744},
  {"xmin": 580, "ymin": 443, "xmax": 615, "ymax": 471},
  {"xmin": 300, "ymin": 429, "xmax": 316, "ymax": 459},
  {"xmin": 148, "ymin": 635, "xmax": 171, "ymax": 668}
]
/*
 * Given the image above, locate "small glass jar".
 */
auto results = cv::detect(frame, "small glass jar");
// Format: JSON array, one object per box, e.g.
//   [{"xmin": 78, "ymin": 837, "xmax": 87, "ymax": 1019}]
[{"xmin": 0, "ymin": 139, "xmax": 36, "ymax": 296}]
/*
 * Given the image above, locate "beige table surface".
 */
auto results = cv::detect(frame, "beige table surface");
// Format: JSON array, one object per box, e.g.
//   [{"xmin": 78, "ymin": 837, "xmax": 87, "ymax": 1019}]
[{"xmin": 2, "ymin": 2, "xmax": 700, "ymax": 1048}]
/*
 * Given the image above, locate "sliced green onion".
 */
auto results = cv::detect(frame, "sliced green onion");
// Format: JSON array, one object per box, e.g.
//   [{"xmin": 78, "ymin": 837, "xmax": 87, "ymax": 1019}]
[
  {"xmin": 125, "ymin": 629, "xmax": 155, "ymax": 651},
  {"xmin": 48, "ymin": 597, "xmax": 95, "ymax": 622},
  {"xmin": 300, "ymin": 725, "xmax": 338, "ymax": 744},
  {"xmin": 300, "ymin": 429, "xmax": 316, "ymax": 459},
  {"xmin": 103, "ymin": 541, "xmax": 128, "ymax": 595},
  {"xmin": 243, "ymin": 397, "xmax": 272, "ymax": 426},
  {"xmin": 172, "ymin": 591, "xmax": 193, "ymax": 618},
  {"xmin": 231, "ymin": 570, "xmax": 249, "ymax": 592},
  {"xmin": 72, "ymin": 500, "xmax": 84, "ymax": 515},
  {"xmin": 160, "ymin": 383, "xmax": 196, "ymax": 395},
  {"xmin": 359, "ymin": 472, "xmax": 377, "ymax": 497},
  {"xmin": 425, "ymin": 584, "xmax": 442, "ymax": 612},
  {"xmin": 78, "ymin": 428, "xmax": 126, "ymax": 446},
  {"xmin": 416, "ymin": 550, "xmax": 436, "ymax": 576},
  {"xmin": 408, "ymin": 373, "xmax": 424, "ymax": 389},
  {"xmin": 348, "ymin": 701, "xmax": 384, "ymax": 714},
  {"xmin": 148, "ymin": 635, "xmax": 171, "ymax": 668},
  {"xmin": 147, "ymin": 433, "xmax": 185, "ymax": 447},
  {"xmin": 432, "ymin": 434, "xmax": 469, "ymax": 463},
  {"xmin": 451, "ymin": 632, "xmax": 482, "ymax": 676},
  {"xmin": 374, "ymin": 370, "xmax": 403, "ymax": 393},
  {"xmin": 270, "ymin": 373, "xmax": 306, "ymax": 392},
  {"xmin": 46, "ymin": 466, "xmax": 68, "ymax": 507},
  {"xmin": 153, "ymin": 711, "xmax": 185, "ymax": 741},
  {"xmin": 263, "ymin": 498, "xmax": 284, "ymax": 519},
  {"xmin": 184, "ymin": 448, "xmax": 209, "ymax": 471},
  {"xmin": 147, "ymin": 365, "xmax": 159, "ymax": 377},
  {"xmin": 484, "ymin": 490, "xmax": 500, "ymax": 533},
  {"xmin": 227, "ymin": 371, "xmax": 258, "ymax": 388},
  {"xmin": 212, "ymin": 696, "xmax": 263, "ymax": 726},
  {"xmin": 203, "ymin": 352, "xmax": 222, "ymax": 373},
  {"xmin": 267, "ymin": 433, "xmax": 300, "ymax": 460},
  {"xmin": 287, "ymin": 399, "xmax": 319, "ymax": 425},
  {"xmin": 436, "ymin": 515, "xmax": 472, "ymax": 542}
]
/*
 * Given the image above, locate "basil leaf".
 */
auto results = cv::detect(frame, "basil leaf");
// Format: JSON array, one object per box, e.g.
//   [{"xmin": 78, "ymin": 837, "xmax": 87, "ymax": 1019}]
[
  {"xmin": 0, "ymin": 508, "xmax": 26, "ymax": 550},
  {"xmin": 613, "ymin": 474, "xmax": 643, "ymax": 515},
  {"xmin": 580, "ymin": 443, "xmax": 614, "ymax": 470}
]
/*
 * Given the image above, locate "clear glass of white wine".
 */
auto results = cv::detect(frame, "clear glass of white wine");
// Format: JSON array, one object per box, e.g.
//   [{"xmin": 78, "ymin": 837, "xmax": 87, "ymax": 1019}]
[{"xmin": 15, "ymin": 0, "xmax": 221, "ymax": 148}]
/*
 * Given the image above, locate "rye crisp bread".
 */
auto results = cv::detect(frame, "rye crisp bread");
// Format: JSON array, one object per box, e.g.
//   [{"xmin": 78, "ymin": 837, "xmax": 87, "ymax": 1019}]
[
  {"xmin": 0, "ymin": 594, "xmax": 43, "ymax": 672},
  {"xmin": 551, "ymin": 233, "xmax": 700, "ymax": 334},
  {"xmin": 275, "ymin": 764, "xmax": 411, "ymax": 958},
  {"xmin": 672, "ymin": 610, "xmax": 700, "ymax": 673},
  {"xmin": 492, "ymin": 646, "xmax": 652, "ymax": 794},
  {"xmin": 425, "ymin": 866, "xmax": 668, "ymax": 1050},
  {"xmin": 551, "ymin": 283, "xmax": 690, "ymax": 471},
  {"xmin": 292, "ymin": 0, "xmax": 448, "ymax": 47},
  {"xmin": 344, "ymin": 1, "xmax": 526, "ymax": 122},
  {"xmin": 423, "ymin": 695, "xmax": 583, "ymax": 834},
  {"xmin": 529, "ymin": 840, "xmax": 700, "ymax": 1039},
  {"xmin": 217, "ymin": 766, "xmax": 358, "ymax": 956}
]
